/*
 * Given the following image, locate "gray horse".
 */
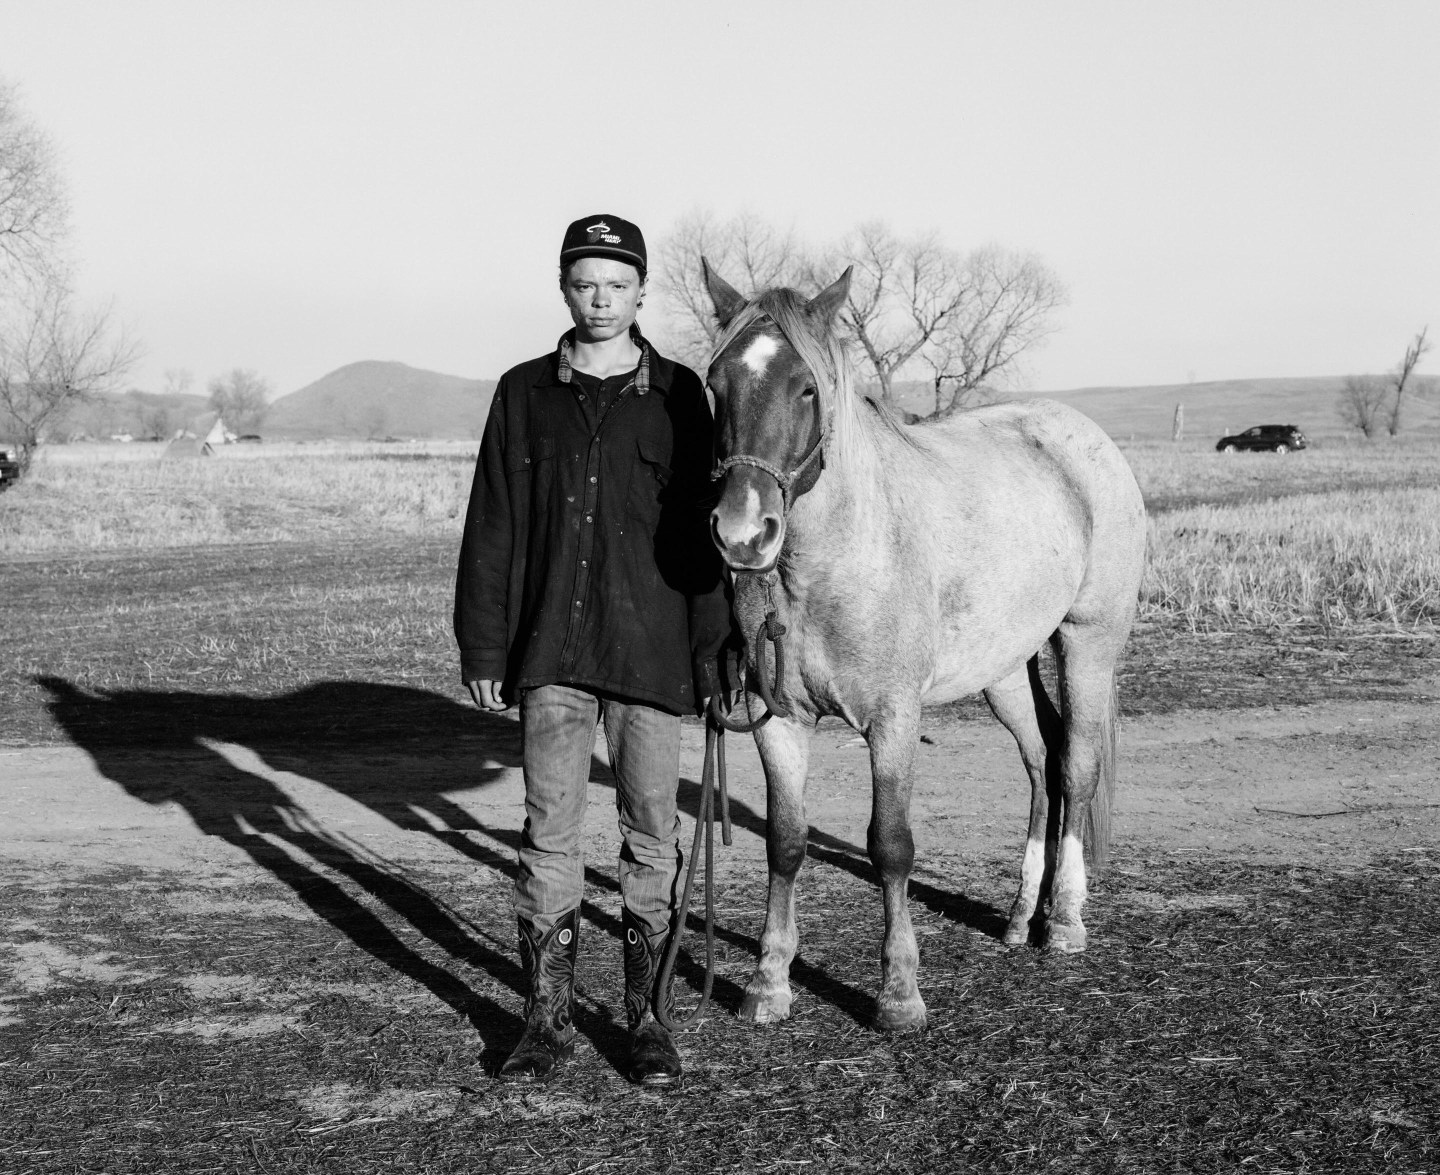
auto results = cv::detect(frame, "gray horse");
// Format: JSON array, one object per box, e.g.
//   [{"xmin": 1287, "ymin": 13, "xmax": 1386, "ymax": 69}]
[{"xmin": 703, "ymin": 263, "xmax": 1147, "ymax": 1032}]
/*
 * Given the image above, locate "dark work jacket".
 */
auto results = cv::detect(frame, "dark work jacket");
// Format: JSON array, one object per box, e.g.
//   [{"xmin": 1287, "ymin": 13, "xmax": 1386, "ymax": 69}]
[{"xmin": 454, "ymin": 332, "xmax": 733, "ymax": 715}]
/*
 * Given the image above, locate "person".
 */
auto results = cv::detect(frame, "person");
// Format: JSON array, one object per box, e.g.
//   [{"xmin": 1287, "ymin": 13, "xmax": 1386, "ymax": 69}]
[{"xmin": 454, "ymin": 214, "xmax": 733, "ymax": 1086}]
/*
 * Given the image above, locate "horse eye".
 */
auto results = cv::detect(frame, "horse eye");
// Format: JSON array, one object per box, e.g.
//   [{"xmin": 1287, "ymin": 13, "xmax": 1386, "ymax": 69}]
[{"xmin": 801, "ymin": 386, "xmax": 817, "ymax": 399}]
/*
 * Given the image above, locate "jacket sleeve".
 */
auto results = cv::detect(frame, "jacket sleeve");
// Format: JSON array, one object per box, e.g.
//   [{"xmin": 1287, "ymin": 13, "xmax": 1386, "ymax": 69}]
[
  {"xmin": 454, "ymin": 385, "xmax": 513, "ymax": 683},
  {"xmin": 668, "ymin": 369, "xmax": 739, "ymax": 706}
]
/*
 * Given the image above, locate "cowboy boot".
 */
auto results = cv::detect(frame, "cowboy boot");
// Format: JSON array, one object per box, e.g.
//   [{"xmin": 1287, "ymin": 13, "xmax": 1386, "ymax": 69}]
[
  {"xmin": 499, "ymin": 909, "xmax": 579, "ymax": 1083},
  {"xmin": 622, "ymin": 908, "xmax": 683, "ymax": 1086}
]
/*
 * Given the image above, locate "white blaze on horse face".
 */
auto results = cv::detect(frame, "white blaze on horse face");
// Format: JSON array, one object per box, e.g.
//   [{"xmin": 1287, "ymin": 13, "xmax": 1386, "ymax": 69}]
[
  {"xmin": 713, "ymin": 479, "xmax": 785, "ymax": 570},
  {"xmin": 720, "ymin": 485, "xmax": 767, "ymax": 546},
  {"xmin": 741, "ymin": 334, "xmax": 780, "ymax": 376}
]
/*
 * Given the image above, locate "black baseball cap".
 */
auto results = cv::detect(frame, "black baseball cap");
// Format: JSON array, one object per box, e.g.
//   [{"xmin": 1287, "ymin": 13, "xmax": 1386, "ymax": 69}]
[{"xmin": 559, "ymin": 214, "xmax": 647, "ymax": 276}]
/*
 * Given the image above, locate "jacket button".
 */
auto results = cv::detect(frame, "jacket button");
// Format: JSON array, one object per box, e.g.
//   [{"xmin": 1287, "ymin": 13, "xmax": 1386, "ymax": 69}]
[
  {"xmin": 584, "ymin": 515, "xmax": 592, "ymax": 523},
  {"xmin": 589, "ymin": 476, "xmax": 597, "ymax": 483}
]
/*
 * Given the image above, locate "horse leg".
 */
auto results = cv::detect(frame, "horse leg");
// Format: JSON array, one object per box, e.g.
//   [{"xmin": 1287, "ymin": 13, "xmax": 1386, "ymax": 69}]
[
  {"xmin": 1046, "ymin": 627, "xmax": 1121, "ymax": 954},
  {"xmin": 984, "ymin": 657, "xmax": 1063, "ymax": 946},
  {"xmin": 868, "ymin": 701, "xmax": 926, "ymax": 1032},
  {"xmin": 739, "ymin": 711, "xmax": 815, "ymax": 1024}
]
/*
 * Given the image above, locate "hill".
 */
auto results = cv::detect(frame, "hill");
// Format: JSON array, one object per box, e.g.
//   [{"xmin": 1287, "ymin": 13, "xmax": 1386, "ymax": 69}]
[
  {"xmin": 251, "ymin": 363, "xmax": 1439, "ymax": 443},
  {"xmin": 1029, "ymin": 376, "xmax": 1347, "ymax": 441},
  {"xmin": 264, "ymin": 361, "xmax": 496, "ymax": 441},
  {"xmin": 890, "ymin": 375, "xmax": 1440, "ymax": 441}
]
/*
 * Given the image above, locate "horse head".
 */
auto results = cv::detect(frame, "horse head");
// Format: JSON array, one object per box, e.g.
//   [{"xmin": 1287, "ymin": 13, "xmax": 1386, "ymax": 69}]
[{"xmin": 702, "ymin": 261, "xmax": 852, "ymax": 572}]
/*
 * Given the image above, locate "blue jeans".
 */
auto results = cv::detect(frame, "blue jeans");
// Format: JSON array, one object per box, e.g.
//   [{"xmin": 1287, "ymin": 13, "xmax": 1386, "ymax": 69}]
[{"xmin": 516, "ymin": 684, "xmax": 681, "ymax": 940}]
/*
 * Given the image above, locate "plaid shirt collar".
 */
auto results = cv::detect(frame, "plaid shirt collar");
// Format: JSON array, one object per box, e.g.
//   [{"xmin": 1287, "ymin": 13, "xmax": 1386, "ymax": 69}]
[{"xmin": 556, "ymin": 323, "xmax": 651, "ymax": 395}]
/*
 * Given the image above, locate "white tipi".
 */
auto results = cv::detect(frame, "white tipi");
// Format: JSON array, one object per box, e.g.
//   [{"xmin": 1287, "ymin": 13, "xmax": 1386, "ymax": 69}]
[{"xmin": 163, "ymin": 412, "xmax": 229, "ymax": 459}]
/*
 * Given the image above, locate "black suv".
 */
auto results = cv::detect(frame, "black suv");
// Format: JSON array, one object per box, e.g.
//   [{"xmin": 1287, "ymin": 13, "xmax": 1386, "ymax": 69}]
[
  {"xmin": 0, "ymin": 445, "xmax": 20, "ymax": 491},
  {"xmin": 1215, "ymin": 424, "xmax": 1307, "ymax": 453}
]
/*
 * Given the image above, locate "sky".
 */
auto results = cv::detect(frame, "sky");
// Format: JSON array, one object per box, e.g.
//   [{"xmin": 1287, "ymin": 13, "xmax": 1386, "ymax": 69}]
[{"xmin": 3, "ymin": 1, "xmax": 1437, "ymax": 397}]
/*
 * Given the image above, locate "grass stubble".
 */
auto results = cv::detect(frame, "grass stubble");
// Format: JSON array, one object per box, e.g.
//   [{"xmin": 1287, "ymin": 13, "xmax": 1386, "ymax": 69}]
[
  {"xmin": 2, "ymin": 855, "xmax": 1436, "ymax": 1173},
  {"xmin": 1, "ymin": 439, "xmax": 1438, "ymax": 1172}
]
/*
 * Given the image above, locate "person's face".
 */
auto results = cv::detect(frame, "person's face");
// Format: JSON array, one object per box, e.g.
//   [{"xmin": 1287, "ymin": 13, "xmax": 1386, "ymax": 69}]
[{"xmin": 562, "ymin": 256, "xmax": 645, "ymax": 343}]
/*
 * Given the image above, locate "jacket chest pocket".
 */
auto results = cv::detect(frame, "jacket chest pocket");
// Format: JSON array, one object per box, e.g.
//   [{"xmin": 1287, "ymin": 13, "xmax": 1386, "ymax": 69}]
[
  {"xmin": 626, "ymin": 435, "xmax": 673, "ymax": 525},
  {"xmin": 506, "ymin": 436, "xmax": 556, "ymax": 470},
  {"xmin": 506, "ymin": 436, "xmax": 557, "ymax": 496}
]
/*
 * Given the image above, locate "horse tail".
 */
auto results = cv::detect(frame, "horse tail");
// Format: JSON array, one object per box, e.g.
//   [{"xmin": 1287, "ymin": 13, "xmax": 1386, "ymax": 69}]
[{"xmin": 1081, "ymin": 676, "xmax": 1119, "ymax": 872}]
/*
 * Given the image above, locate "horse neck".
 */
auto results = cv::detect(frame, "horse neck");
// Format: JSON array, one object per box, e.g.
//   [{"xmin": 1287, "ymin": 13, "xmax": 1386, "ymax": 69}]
[{"xmin": 783, "ymin": 401, "xmax": 896, "ymax": 570}]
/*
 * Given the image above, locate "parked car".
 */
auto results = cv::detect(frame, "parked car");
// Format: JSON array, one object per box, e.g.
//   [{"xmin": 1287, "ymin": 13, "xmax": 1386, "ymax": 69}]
[
  {"xmin": 1215, "ymin": 424, "xmax": 1307, "ymax": 453},
  {"xmin": 0, "ymin": 445, "xmax": 20, "ymax": 491}
]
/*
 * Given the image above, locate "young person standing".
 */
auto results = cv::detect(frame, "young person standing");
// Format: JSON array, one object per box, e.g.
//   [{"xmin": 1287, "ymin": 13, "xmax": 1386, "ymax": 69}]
[{"xmin": 455, "ymin": 214, "xmax": 731, "ymax": 1086}]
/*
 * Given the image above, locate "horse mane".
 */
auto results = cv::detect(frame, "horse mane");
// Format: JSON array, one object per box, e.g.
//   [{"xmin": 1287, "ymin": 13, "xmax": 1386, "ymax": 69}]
[{"xmin": 709, "ymin": 287, "xmax": 927, "ymax": 472}]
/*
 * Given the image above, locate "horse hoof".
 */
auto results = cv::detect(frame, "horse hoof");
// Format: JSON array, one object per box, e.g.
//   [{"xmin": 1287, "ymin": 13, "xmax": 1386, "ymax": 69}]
[
  {"xmin": 1002, "ymin": 918, "xmax": 1030, "ymax": 947},
  {"xmin": 1045, "ymin": 920, "xmax": 1087, "ymax": 954},
  {"xmin": 875, "ymin": 996, "xmax": 927, "ymax": 1033},
  {"xmin": 738, "ymin": 988, "xmax": 792, "ymax": 1024}
]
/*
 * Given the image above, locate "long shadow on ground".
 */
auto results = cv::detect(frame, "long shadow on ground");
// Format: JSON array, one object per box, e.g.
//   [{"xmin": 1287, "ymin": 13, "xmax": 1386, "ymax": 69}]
[{"xmin": 36, "ymin": 676, "xmax": 1006, "ymax": 1047}]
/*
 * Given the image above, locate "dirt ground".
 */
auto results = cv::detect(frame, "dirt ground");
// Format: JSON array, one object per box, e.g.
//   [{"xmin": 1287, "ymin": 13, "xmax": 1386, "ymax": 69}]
[
  {"xmin": 5, "ymin": 680, "xmax": 1437, "ymax": 890},
  {"xmin": 4, "ymin": 677, "xmax": 1439, "ymax": 1173}
]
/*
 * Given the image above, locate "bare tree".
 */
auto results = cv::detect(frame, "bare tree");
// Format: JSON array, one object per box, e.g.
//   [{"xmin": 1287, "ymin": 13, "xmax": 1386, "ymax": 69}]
[
  {"xmin": 655, "ymin": 209, "xmax": 808, "ymax": 368},
  {"xmin": 659, "ymin": 213, "xmax": 1065, "ymax": 408},
  {"xmin": 820, "ymin": 222, "xmax": 978, "ymax": 403},
  {"xmin": 132, "ymin": 400, "xmax": 169, "ymax": 443},
  {"xmin": 0, "ymin": 81, "xmax": 139, "ymax": 465},
  {"xmin": 1387, "ymin": 326, "xmax": 1430, "ymax": 437},
  {"xmin": 1336, "ymin": 374, "xmax": 1390, "ymax": 438},
  {"xmin": 920, "ymin": 246, "xmax": 1066, "ymax": 419},
  {"xmin": 0, "ymin": 279, "xmax": 139, "ymax": 470},
  {"xmin": 207, "ymin": 368, "xmax": 272, "ymax": 434},
  {"xmin": 138, "ymin": 368, "xmax": 194, "ymax": 439},
  {"xmin": 0, "ymin": 80, "xmax": 68, "ymax": 288},
  {"xmin": 138, "ymin": 401, "xmax": 173, "ymax": 441},
  {"xmin": 162, "ymin": 367, "xmax": 194, "ymax": 399}
]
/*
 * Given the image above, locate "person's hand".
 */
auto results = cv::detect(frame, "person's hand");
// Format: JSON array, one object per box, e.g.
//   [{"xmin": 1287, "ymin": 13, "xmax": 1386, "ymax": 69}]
[
  {"xmin": 466, "ymin": 679, "xmax": 507, "ymax": 711},
  {"xmin": 702, "ymin": 689, "xmax": 738, "ymax": 719}
]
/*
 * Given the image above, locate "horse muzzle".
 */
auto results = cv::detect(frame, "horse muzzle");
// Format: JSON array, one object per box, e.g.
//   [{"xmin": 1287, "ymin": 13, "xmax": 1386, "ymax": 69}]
[{"xmin": 710, "ymin": 476, "xmax": 785, "ymax": 571}]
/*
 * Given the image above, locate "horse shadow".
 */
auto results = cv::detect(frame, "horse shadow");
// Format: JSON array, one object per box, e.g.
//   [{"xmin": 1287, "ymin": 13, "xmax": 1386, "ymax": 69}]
[{"xmin": 36, "ymin": 676, "xmax": 1004, "ymax": 1045}]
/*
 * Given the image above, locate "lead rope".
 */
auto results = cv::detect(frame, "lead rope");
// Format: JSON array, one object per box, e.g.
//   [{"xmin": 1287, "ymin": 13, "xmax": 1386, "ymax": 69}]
[
  {"xmin": 654, "ymin": 706, "xmax": 731, "ymax": 1031},
  {"xmin": 654, "ymin": 575, "xmax": 790, "ymax": 1031},
  {"xmin": 711, "ymin": 573, "xmax": 792, "ymax": 733}
]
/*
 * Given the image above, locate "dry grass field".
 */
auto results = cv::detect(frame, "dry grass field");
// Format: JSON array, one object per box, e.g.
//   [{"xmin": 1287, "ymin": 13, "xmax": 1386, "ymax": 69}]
[
  {"xmin": 0, "ymin": 441, "xmax": 476, "ymax": 554},
  {"xmin": 1127, "ymin": 439, "xmax": 1440, "ymax": 630},
  {"xmin": 2, "ymin": 435, "xmax": 1438, "ymax": 1172}
]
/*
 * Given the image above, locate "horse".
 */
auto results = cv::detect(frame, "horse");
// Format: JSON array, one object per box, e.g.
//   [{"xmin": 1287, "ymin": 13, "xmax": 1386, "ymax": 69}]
[{"xmin": 701, "ymin": 262, "xmax": 1147, "ymax": 1032}]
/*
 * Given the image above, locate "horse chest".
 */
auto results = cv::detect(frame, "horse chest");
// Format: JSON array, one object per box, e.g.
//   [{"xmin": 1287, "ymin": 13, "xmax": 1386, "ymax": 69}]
[{"xmin": 772, "ymin": 577, "xmax": 927, "ymax": 723}]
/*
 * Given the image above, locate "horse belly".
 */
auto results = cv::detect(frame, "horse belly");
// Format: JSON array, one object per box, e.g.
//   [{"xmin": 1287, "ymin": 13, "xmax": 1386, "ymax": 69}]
[{"xmin": 920, "ymin": 546, "xmax": 1082, "ymax": 705}]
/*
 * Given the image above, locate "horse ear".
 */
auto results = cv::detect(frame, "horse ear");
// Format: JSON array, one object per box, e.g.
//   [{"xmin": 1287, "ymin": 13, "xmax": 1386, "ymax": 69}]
[
  {"xmin": 806, "ymin": 267, "xmax": 852, "ymax": 329},
  {"xmin": 703, "ymin": 258, "xmax": 747, "ymax": 328}
]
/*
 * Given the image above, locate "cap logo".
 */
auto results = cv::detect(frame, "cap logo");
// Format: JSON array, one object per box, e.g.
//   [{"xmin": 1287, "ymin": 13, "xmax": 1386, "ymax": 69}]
[{"xmin": 586, "ymin": 220, "xmax": 623, "ymax": 246}]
